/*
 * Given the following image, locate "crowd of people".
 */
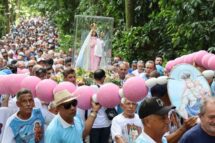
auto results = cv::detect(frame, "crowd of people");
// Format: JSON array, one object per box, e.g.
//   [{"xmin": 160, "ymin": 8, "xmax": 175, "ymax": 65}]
[{"xmin": 0, "ymin": 17, "xmax": 215, "ymax": 143}]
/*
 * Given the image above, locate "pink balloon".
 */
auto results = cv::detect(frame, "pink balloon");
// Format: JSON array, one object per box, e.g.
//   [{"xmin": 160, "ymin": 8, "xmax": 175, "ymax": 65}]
[
  {"xmin": 201, "ymin": 54, "xmax": 214, "ymax": 69},
  {"xmin": 182, "ymin": 55, "xmax": 188, "ymax": 63},
  {"xmin": 165, "ymin": 60, "xmax": 175, "ymax": 72},
  {"xmin": 9, "ymin": 74, "xmax": 27, "ymax": 95},
  {"xmin": 208, "ymin": 56, "xmax": 215, "ymax": 70},
  {"xmin": 97, "ymin": 83, "xmax": 120, "ymax": 108},
  {"xmin": 183, "ymin": 54, "xmax": 195, "ymax": 64},
  {"xmin": 21, "ymin": 76, "xmax": 41, "ymax": 97},
  {"xmin": 123, "ymin": 77, "xmax": 148, "ymax": 102},
  {"xmin": 175, "ymin": 56, "xmax": 185, "ymax": 65},
  {"xmin": 194, "ymin": 50, "xmax": 208, "ymax": 66},
  {"xmin": 3, "ymin": 74, "xmax": 16, "ymax": 94},
  {"xmin": 53, "ymin": 82, "xmax": 76, "ymax": 94},
  {"xmin": 74, "ymin": 86, "xmax": 94, "ymax": 110},
  {"xmin": 17, "ymin": 68, "xmax": 30, "ymax": 74},
  {"xmin": 0, "ymin": 75, "xmax": 9, "ymax": 94},
  {"xmin": 36, "ymin": 79, "xmax": 57, "ymax": 103}
]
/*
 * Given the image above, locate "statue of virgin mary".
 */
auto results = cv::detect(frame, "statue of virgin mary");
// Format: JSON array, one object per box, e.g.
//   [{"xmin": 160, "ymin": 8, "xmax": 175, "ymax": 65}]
[{"xmin": 75, "ymin": 23, "xmax": 104, "ymax": 71}]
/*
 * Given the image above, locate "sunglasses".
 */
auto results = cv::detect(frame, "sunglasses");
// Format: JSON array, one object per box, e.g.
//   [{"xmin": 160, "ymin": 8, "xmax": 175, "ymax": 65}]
[
  {"xmin": 62, "ymin": 99, "xmax": 78, "ymax": 109},
  {"xmin": 47, "ymin": 72, "xmax": 52, "ymax": 75},
  {"xmin": 28, "ymin": 65, "xmax": 34, "ymax": 68}
]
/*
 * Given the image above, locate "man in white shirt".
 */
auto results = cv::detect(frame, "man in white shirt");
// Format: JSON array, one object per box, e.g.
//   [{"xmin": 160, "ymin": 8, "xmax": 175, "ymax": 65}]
[
  {"xmin": 89, "ymin": 69, "xmax": 111, "ymax": 143},
  {"xmin": 111, "ymin": 98, "xmax": 143, "ymax": 143},
  {"xmin": 132, "ymin": 60, "xmax": 144, "ymax": 76}
]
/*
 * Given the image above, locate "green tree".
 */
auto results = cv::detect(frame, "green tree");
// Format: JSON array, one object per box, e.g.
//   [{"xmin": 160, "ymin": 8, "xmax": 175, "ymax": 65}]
[
  {"xmin": 125, "ymin": 0, "xmax": 134, "ymax": 29},
  {"xmin": 113, "ymin": 0, "xmax": 215, "ymax": 61}
]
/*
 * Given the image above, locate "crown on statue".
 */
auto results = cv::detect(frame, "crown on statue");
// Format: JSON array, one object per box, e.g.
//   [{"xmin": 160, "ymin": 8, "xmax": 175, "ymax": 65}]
[{"xmin": 90, "ymin": 23, "xmax": 97, "ymax": 31}]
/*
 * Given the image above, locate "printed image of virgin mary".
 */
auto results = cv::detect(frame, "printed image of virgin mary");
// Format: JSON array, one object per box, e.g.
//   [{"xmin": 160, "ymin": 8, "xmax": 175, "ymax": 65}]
[
  {"xmin": 34, "ymin": 121, "xmax": 43, "ymax": 143},
  {"xmin": 178, "ymin": 73, "xmax": 210, "ymax": 119}
]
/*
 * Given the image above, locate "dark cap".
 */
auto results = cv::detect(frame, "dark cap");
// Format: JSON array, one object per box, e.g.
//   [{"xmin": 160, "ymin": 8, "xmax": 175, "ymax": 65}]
[{"xmin": 138, "ymin": 97, "xmax": 175, "ymax": 119}]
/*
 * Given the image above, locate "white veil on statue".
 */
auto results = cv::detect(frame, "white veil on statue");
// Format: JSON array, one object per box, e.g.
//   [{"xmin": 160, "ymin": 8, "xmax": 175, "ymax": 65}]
[{"xmin": 75, "ymin": 30, "xmax": 92, "ymax": 70}]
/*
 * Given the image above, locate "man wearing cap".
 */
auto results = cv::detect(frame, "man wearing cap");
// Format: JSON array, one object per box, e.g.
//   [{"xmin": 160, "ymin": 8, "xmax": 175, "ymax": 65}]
[
  {"xmin": 45, "ymin": 89, "xmax": 101, "ymax": 143},
  {"xmin": 135, "ymin": 97, "xmax": 175, "ymax": 143}
]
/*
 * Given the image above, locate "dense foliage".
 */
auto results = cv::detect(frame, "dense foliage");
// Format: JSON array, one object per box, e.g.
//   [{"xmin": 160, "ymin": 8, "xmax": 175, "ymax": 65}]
[
  {"xmin": 112, "ymin": 0, "xmax": 215, "ymax": 61},
  {"xmin": 1, "ymin": 0, "xmax": 215, "ymax": 62}
]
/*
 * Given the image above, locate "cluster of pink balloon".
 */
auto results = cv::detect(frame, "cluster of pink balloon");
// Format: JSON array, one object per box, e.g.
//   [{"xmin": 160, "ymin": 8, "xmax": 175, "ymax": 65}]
[
  {"xmin": 76, "ymin": 77, "xmax": 149, "ymax": 109},
  {"xmin": 2, "ymin": 50, "xmax": 215, "ymax": 109},
  {"xmin": 0, "ymin": 75, "xmax": 149, "ymax": 109},
  {"xmin": 0, "ymin": 74, "xmax": 28, "ymax": 95},
  {"xmin": 165, "ymin": 50, "xmax": 215, "ymax": 72}
]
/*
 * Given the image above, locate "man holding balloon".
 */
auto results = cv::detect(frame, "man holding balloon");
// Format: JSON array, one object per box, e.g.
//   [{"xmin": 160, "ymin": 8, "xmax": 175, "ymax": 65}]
[{"xmin": 45, "ymin": 89, "xmax": 101, "ymax": 143}]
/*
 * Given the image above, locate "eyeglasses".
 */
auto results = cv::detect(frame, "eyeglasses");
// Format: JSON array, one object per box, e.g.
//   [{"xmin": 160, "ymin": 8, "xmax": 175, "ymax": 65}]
[
  {"xmin": 28, "ymin": 65, "xmax": 34, "ymax": 68},
  {"xmin": 62, "ymin": 99, "xmax": 78, "ymax": 109}
]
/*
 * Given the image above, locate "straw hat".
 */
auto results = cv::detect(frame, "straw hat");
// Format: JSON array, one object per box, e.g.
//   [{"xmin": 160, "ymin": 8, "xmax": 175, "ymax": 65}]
[{"xmin": 54, "ymin": 89, "xmax": 77, "ymax": 107}]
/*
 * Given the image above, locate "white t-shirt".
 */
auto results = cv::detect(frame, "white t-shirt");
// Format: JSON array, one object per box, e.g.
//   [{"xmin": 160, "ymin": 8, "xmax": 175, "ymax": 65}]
[
  {"xmin": 111, "ymin": 113, "xmax": 143, "ymax": 143},
  {"xmin": 0, "ymin": 107, "xmax": 17, "ymax": 142},
  {"xmin": 90, "ymin": 84, "xmax": 111, "ymax": 128},
  {"xmin": 132, "ymin": 70, "xmax": 142, "ymax": 76},
  {"xmin": 89, "ymin": 107, "xmax": 111, "ymax": 128}
]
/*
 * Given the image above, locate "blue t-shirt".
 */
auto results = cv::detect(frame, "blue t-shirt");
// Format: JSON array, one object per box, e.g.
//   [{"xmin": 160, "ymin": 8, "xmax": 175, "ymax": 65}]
[
  {"xmin": 45, "ymin": 114, "xmax": 84, "ymax": 143},
  {"xmin": 210, "ymin": 81, "xmax": 215, "ymax": 96},
  {"xmin": 156, "ymin": 65, "xmax": 164, "ymax": 76},
  {"xmin": 10, "ymin": 108, "xmax": 45, "ymax": 143},
  {"xmin": 179, "ymin": 124, "xmax": 215, "ymax": 143}
]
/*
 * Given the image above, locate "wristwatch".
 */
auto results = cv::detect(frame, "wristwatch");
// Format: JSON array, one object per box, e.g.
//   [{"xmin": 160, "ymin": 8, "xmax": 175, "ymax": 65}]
[{"xmin": 90, "ymin": 111, "xmax": 97, "ymax": 118}]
